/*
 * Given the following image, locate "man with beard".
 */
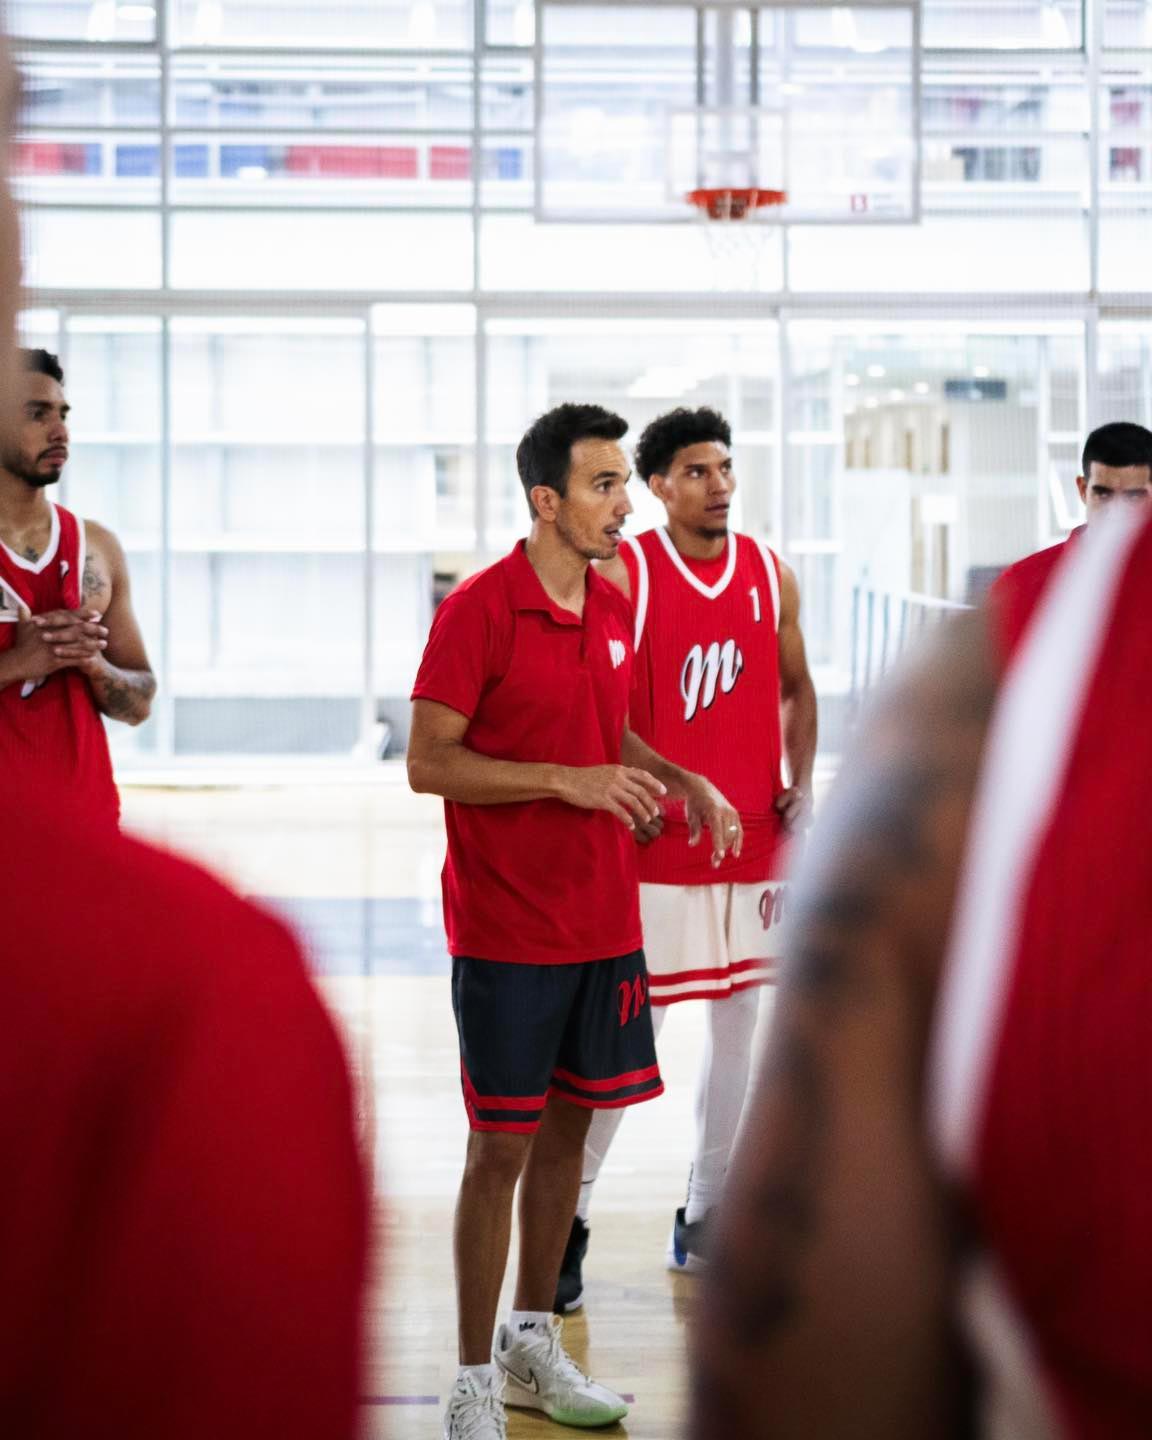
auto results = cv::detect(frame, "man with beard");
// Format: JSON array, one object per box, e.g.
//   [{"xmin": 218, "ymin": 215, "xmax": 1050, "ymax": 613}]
[
  {"xmin": 0, "ymin": 38, "xmax": 368, "ymax": 1440},
  {"xmin": 0, "ymin": 347, "xmax": 154, "ymax": 827}
]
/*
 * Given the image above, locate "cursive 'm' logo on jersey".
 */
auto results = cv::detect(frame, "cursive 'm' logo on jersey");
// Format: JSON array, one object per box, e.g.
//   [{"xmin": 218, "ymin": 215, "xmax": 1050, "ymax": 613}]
[
  {"xmin": 608, "ymin": 638, "xmax": 627, "ymax": 669},
  {"xmin": 680, "ymin": 639, "xmax": 744, "ymax": 722}
]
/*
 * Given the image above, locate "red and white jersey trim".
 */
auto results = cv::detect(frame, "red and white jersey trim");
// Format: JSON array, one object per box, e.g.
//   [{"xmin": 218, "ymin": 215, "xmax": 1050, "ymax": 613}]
[
  {"xmin": 927, "ymin": 511, "xmax": 1145, "ymax": 1440},
  {"xmin": 623, "ymin": 530, "xmax": 781, "ymax": 646},
  {"xmin": 0, "ymin": 502, "xmax": 60, "ymax": 575},
  {"xmin": 757, "ymin": 541, "xmax": 782, "ymax": 631},
  {"xmin": 74, "ymin": 514, "xmax": 87, "ymax": 608},
  {"xmin": 654, "ymin": 523, "xmax": 739, "ymax": 599},
  {"xmin": 624, "ymin": 535, "xmax": 651, "ymax": 649},
  {"xmin": 0, "ymin": 575, "xmax": 24, "ymax": 619},
  {"xmin": 928, "ymin": 508, "xmax": 1143, "ymax": 1178}
]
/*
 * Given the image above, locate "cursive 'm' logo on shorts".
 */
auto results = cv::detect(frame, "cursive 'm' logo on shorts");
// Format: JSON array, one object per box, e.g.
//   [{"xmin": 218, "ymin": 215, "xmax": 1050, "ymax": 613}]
[
  {"xmin": 617, "ymin": 973, "xmax": 647, "ymax": 1026},
  {"xmin": 759, "ymin": 885, "xmax": 788, "ymax": 932}
]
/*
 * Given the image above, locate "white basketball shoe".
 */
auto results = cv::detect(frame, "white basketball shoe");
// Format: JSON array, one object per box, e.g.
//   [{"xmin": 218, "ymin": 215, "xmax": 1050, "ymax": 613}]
[
  {"xmin": 442, "ymin": 1368, "xmax": 507, "ymax": 1440},
  {"xmin": 493, "ymin": 1316, "xmax": 628, "ymax": 1428}
]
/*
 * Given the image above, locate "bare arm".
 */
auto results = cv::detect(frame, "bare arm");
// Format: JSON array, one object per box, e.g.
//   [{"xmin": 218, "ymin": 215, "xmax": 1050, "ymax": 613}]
[
  {"xmin": 690, "ymin": 611, "xmax": 997, "ymax": 1440},
  {"xmin": 407, "ymin": 698, "xmax": 665, "ymax": 829},
  {"xmin": 47, "ymin": 522, "xmax": 155, "ymax": 726},
  {"xmin": 775, "ymin": 560, "xmax": 818, "ymax": 829}
]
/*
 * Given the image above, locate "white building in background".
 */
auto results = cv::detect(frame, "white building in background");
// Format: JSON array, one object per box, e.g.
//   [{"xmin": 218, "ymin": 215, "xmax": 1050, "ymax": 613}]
[{"xmin": 12, "ymin": 0, "xmax": 1152, "ymax": 762}]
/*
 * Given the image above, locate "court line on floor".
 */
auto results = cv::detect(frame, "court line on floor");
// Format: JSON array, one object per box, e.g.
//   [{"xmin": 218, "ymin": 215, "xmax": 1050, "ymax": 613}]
[
  {"xmin": 360, "ymin": 1396, "xmax": 438, "ymax": 1405},
  {"xmin": 359, "ymin": 1394, "xmax": 638, "ymax": 1406}
]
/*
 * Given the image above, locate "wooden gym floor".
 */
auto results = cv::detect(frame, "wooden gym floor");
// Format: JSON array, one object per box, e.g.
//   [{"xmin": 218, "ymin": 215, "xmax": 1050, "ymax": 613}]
[{"xmin": 122, "ymin": 774, "xmax": 779, "ymax": 1440}]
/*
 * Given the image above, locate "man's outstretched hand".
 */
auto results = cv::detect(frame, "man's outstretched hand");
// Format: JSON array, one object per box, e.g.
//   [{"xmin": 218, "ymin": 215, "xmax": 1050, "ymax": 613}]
[
  {"xmin": 683, "ymin": 776, "xmax": 743, "ymax": 868},
  {"xmin": 560, "ymin": 765, "xmax": 667, "ymax": 831}
]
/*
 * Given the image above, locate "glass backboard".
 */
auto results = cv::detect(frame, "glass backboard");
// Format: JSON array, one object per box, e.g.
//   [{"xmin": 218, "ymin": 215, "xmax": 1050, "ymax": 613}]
[{"xmin": 536, "ymin": 0, "xmax": 921, "ymax": 224}]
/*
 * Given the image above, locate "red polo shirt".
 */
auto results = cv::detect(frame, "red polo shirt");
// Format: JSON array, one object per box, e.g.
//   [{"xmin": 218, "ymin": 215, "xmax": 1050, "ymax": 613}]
[
  {"xmin": 987, "ymin": 527, "xmax": 1083, "ymax": 661},
  {"xmin": 411, "ymin": 541, "xmax": 642, "ymax": 965}
]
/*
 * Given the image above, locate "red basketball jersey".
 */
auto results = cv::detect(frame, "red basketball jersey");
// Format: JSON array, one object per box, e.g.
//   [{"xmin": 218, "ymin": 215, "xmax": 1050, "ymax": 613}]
[
  {"xmin": 620, "ymin": 527, "xmax": 786, "ymax": 885},
  {"xmin": 931, "ymin": 510, "xmax": 1152, "ymax": 1440},
  {"xmin": 0, "ymin": 789, "xmax": 368, "ymax": 1439},
  {"xmin": 0, "ymin": 503, "xmax": 119, "ymax": 829},
  {"xmin": 986, "ymin": 527, "xmax": 1083, "ymax": 663}
]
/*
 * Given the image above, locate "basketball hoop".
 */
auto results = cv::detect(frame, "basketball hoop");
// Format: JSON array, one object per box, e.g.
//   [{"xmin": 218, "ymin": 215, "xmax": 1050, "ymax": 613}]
[
  {"xmin": 686, "ymin": 187, "xmax": 787, "ymax": 222},
  {"xmin": 685, "ymin": 187, "xmax": 787, "ymax": 290}
]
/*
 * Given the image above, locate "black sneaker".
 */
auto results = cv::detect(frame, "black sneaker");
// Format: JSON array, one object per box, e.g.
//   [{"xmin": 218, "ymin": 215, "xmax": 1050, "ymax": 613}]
[
  {"xmin": 552, "ymin": 1217, "xmax": 589, "ymax": 1313},
  {"xmin": 665, "ymin": 1206, "xmax": 709, "ymax": 1273}
]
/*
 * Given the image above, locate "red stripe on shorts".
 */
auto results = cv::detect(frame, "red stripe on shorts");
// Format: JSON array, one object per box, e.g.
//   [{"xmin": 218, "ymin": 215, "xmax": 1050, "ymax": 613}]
[
  {"xmin": 559, "ymin": 1082, "xmax": 665, "ymax": 1110},
  {"xmin": 552, "ymin": 1063, "xmax": 661, "ymax": 1094},
  {"xmin": 461, "ymin": 1063, "xmax": 549, "ymax": 1111},
  {"xmin": 651, "ymin": 974, "xmax": 773, "ymax": 1006},
  {"xmin": 467, "ymin": 1117, "xmax": 541, "ymax": 1134},
  {"xmin": 648, "ymin": 956, "xmax": 768, "ymax": 988}
]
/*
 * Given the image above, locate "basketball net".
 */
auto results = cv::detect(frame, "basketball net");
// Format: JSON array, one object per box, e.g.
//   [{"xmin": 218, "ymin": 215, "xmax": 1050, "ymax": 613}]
[{"xmin": 686, "ymin": 187, "xmax": 786, "ymax": 292}]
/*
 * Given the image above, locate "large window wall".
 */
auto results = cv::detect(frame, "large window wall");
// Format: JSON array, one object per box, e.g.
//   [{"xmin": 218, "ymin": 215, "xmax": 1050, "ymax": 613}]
[{"xmin": 14, "ymin": 1, "xmax": 1152, "ymax": 762}]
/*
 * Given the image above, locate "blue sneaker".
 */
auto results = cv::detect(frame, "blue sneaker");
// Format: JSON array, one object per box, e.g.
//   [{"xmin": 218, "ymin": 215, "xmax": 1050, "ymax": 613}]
[{"xmin": 665, "ymin": 1206, "xmax": 710, "ymax": 1273}]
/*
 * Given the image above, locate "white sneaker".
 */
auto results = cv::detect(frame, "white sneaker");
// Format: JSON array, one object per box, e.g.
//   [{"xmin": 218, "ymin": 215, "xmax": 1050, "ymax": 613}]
[
  {"xmin": 494, "ymin": 1317, "xmax": 628, "ymax": 1428},
  {"xmin": 443, "ymin": 1369, "xmax": 507, "ymax": 1440}
]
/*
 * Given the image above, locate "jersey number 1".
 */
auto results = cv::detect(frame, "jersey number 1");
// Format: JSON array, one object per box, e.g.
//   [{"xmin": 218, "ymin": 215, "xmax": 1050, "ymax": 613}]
[{"xmin": 750, "ymin": 586, "xmax": 762, "ymax": 624}]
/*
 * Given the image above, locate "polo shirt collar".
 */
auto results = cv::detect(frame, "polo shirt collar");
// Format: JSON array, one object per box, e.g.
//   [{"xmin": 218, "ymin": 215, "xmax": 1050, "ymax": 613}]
[{"xmin": 506, "ymin": 539, "xmax": 598, "ymax": 627}]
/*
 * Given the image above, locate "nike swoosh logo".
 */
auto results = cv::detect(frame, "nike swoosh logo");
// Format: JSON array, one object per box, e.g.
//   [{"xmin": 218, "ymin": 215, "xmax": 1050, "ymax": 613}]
[{"xmin": 499, "ymin": 1360, "xmax": 539, "ymax": 1394}]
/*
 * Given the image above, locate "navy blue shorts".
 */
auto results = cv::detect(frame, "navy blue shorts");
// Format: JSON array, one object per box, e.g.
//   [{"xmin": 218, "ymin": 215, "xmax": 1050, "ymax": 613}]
[{"xmin": 451, "ymin": 950, "xmax": 664, "ymax": 1134}]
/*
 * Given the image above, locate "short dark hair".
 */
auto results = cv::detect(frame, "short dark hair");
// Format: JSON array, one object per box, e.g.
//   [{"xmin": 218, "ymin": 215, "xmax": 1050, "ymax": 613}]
[
  {"xmin": 634, "ymin": 406, "xmax": 732, "ymax": 482},
  {"xmin": 516, "ymin": 403, "xmax": 628, "ymax": 517},
  {"xmin": 1082, "ymin": 421, "xmax": 1152, "ymax": 477},
  {"xmin": 21, "ymin": 348, "xmax": 65, "ymax": 385}
]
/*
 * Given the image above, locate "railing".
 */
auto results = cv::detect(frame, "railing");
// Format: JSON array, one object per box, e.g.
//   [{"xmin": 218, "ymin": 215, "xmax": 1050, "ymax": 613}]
[{"xmin": 850, "ymin": 584, "xmax": 972, "ymax": 700}]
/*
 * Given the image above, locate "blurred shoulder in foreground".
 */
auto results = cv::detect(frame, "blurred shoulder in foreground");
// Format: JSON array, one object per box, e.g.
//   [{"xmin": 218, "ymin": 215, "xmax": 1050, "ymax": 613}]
[
  {"xmin": 692, "ymin": 509, "xmax": 1152, "ymax": 1440},
  {"xmin": 0, "ymin": 787, "xmax": 369, "ymax": 1440}
]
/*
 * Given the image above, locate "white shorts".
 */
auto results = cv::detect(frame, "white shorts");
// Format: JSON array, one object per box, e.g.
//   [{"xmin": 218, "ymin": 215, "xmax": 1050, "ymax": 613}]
[{"xmin": 640, "ymin": 880, "xmax": 789, "ymax": 1006}]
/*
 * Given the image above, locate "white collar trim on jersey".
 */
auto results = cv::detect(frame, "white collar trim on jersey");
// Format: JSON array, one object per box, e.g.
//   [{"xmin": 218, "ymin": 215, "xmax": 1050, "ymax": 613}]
[
  {"xmin": 0, "ymin": 501, "xmax": 60, "ymax": 575},
  {"xmin": 655, "ymin": 524, "xmax": 738, "ymax": 600}
]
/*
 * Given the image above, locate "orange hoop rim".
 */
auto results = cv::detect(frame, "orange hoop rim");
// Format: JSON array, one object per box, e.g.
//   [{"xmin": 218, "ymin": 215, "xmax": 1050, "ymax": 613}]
[{"xmin": 686, "ymin": 186, "xmax": 787, "ymax": 221}]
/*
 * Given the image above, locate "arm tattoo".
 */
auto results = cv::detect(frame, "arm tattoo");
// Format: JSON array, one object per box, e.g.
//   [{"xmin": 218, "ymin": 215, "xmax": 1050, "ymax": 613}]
[
  {"xmin": 82, "ymin": 557, "xmax": 103, "ymax": 601},
  {"xmin": 89, "ymin": 665, "xmax": 157, "ymax": 724},
  {"xmin": 703, "ymin": 616, "xmax": 997, "ymax": 1355}
]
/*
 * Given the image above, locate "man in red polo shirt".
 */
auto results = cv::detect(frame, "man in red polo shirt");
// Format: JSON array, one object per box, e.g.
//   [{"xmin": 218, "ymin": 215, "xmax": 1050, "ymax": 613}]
[
  {"xmin": 408, "ymin": 402, "xmax": 743, "ymax": 1440},
  {"xmin": 989, "ymin": 420, "xmax": 1152, "ymax": 652}
]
